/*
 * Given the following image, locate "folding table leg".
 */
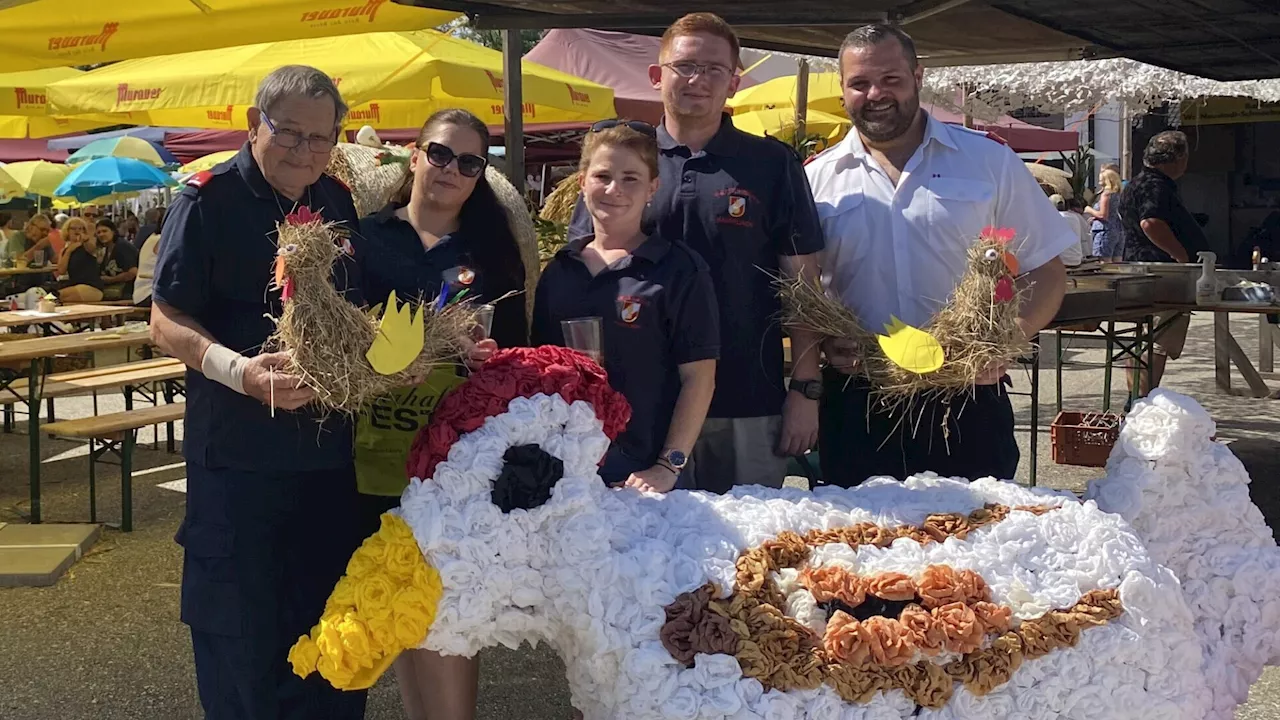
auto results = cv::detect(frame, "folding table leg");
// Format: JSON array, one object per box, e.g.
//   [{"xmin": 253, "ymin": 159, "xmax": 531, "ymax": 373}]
[
  {"xmin": 88, "ymin": 438, "xmax": 97, "ymax": 524},
  {"xmin": 121, "ymin": 432, "xmax": 134, "ymax": 533},
  {"xmin": 28, "ymin": 358, "xmax": 40, "ymax": 524}
]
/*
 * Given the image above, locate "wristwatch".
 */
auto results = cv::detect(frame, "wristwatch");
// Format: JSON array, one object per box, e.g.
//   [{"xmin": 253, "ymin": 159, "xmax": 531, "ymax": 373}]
[
  {"xmin": 789, "ymin": 378, "xmax": 824, "ymax": 400},
  {"xmin": 657, "ymin": 449, "xmax": 688, "ymax": 474}
]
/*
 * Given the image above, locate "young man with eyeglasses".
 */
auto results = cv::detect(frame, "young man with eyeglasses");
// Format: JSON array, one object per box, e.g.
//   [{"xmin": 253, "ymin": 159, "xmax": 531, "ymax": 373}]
[
  {"xmin": 150, "ymin": 65, "xmax": 370, "ymax": 720},
  {"xmin": 569, "ymin": 13, "xmax": 824, "ymax": 494}
]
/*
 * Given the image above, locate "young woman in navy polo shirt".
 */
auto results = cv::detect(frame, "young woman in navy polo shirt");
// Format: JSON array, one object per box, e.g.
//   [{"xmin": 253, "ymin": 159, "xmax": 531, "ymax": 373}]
[
  {"xmin": 352, "ymin": 108, "xmax": 526, "ymax": 720},
  {"xmin": 533, "ymin": 121, "xmax": 720, "ymax": 493}
]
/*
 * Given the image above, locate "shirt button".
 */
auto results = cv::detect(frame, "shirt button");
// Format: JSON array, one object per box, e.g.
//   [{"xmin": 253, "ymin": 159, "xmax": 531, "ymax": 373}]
[{"xmin": 682, "ymin": 173, "xmax": 693, "ymax": 184}]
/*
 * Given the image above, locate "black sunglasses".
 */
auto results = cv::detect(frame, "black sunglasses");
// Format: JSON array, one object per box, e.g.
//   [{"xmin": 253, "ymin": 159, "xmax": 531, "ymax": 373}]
[
  {"xmin": 590, "ymin": 119, "xmax": 657, "ymax": 138},
  {"xmin": 423, "ymin": 141, "xmax": 488, "ymax": 178}
]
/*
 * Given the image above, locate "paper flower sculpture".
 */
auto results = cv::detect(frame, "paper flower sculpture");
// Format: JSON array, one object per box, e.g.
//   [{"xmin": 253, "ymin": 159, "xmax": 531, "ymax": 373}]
[{"xmin": 292, "ymin": 351, "xmax": 1280, "ymax": 720}]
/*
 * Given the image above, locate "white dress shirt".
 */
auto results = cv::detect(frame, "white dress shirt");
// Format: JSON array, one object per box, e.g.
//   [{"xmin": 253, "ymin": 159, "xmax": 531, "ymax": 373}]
[{"xmin": 805, "ymin": 114, "xmax": 1076, "ymax": 330}]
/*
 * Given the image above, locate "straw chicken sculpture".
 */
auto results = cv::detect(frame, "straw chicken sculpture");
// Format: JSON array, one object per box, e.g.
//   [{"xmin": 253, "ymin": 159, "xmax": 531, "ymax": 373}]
[{"xmin": 780, "ymin": 226, "xmax": 1030, "ymax": 415}]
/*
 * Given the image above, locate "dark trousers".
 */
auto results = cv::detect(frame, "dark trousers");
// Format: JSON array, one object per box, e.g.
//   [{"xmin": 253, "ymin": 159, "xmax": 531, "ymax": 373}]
[
  {"xmin": 818, "ymin": 369, "xmax": 1019, "ymax": 487},
  {"xmin": 180, "ymin": 463, "xmax": 369, "ymax": 720}
]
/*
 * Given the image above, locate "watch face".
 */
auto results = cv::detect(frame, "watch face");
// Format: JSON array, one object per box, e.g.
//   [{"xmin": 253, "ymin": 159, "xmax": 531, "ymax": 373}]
[{"xmin": 666, "ymin": 450, "xmax": 687, "ymax": 468}]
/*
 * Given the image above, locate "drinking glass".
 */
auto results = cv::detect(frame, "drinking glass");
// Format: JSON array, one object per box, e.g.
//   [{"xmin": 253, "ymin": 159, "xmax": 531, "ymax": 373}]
[
  {"xmin": 560, "ymin": 317, "xmax": 603, "ymax": 363},
  {"xmin": 473, "ymin": 304, "xmax": 495, "ymax": 340}
]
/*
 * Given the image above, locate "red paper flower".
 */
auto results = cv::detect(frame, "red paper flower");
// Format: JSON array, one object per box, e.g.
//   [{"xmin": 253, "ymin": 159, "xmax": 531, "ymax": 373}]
[
  {"xmin": 981, "ymin": 226, "xmax": 1017, "ymax": 244},
  {"xmin": 405, "ymin": 346, "xmax": 632, "ymax": 480},
  {"xmin": 993, "ymin": 276, "xmax": 1015, "ymax": 303},
  {"xmin": 286, "ymin": 206, "xmax": 321, "ymax": 225}
]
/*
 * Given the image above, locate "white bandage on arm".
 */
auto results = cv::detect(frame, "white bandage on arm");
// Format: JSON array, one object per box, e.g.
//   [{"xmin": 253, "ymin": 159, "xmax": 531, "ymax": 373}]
[{"xmin": 200, "ymin": 343, "xmax": 248, "ymax": 395}]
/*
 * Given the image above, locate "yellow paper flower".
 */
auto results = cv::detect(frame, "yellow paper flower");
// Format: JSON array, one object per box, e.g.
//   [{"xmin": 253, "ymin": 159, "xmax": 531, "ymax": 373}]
[
  {"xmin": 315, "ymin": 619, "xmax": 345, "ymax": 662},
  {"xmin": 287, "ymin": 634, "xmax": 320, "ymax": 679},
  {"xmin": 317, "ymin": 655, "xmax": 356, "ymax": 688},
  {"xmin": 413, "ymin": 563, "xmax": 441, "ymax": 594},
  {"xmin": 386, "ymin": 542, "xmax": 424, "ymax": 579},
  {"xmin": 368, "ymin": 617, "xmax": 397, "ymax": 653},
  {"xmin": 345, "ymin": 548, "xmax": 378, "ymax": 579},
  {"xmin": 355, "ymin": 573, "xmax": 397, "ymax": 622},
  {"xmin": 379, "ymin": 512, "xmax": 416, "ymax": 544},
  {"xmin": 328, "ymin": 577, "xmax": 358, "ymax": 609},
  {"xmin": 394, "ymin": 607, "xmax": 431, "ymax": 648},
  {"xmin": 339, "ymin": 614, "xmax": 375, "ymax": 668}
]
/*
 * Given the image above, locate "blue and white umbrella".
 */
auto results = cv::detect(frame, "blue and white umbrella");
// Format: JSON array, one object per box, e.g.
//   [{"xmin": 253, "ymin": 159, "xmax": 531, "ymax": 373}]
[{"xmin": 53, "ymin": 156, "xmax": 178, "ymax": 202}]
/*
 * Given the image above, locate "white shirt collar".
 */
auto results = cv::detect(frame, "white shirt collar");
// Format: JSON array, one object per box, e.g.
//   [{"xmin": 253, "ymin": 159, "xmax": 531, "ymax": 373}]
[{"xmin": 836, "ymin": 110, "xmax": 959, "ymax": 170}]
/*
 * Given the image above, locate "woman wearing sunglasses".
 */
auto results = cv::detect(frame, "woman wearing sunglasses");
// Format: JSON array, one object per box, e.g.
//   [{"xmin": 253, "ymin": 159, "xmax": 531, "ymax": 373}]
[
  {"xmin": 352, "ymin": 108, "xmax": 527, "ymax": 720},
  {"xmin": 533, "ymin": 119, "xmax": 719, "ymax": 493}
]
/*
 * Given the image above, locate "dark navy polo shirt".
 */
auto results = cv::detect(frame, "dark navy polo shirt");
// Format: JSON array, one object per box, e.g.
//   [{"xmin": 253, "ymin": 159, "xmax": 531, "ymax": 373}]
[
  {"xmin": 152, "ymin": 143, "xmax": 363, "ymax": 473},
  {"xmin": 531, "ymin": 235, "xmax": 719, "ymax": 483},
  {"xmin": 570, "ymin": 114, "xmax": 823, "ymax": 418},
  {"xmin": 356, "ymin": 202, "xmax": 526, "ymax": 350}
]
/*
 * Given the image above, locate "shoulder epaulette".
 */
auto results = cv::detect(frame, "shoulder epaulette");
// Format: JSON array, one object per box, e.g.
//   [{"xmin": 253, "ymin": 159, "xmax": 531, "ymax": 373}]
[{"xmin": 186, "ymin": 170, "xmax": 214, "ymax": 189}]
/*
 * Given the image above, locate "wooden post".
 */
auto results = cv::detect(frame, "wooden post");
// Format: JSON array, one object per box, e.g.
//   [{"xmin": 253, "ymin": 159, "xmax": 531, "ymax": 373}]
[
  {"xmin": 794, "ymin": 59, "xmax": 810, "ymax": 145},
  {"xmin": 962, "ymin": 82, "xmax": 975, "ymax": 129},
  {"xmin": 502, "ymin": 28, "xmax": 525, "ymax": 196},
  {"xmin": 1119, "ymin": 101, "xmax": 1131, "ymax": 180}
]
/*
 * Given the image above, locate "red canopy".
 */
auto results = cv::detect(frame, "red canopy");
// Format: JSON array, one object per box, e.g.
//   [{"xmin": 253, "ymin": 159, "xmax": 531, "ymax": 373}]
[
  {"xmin": 927, "ymin": 104, "xmax": 1079, "ymax": 154},
  {"xmin": 0, "ymin": 138, "xmax": 69, "ymax": 163}
]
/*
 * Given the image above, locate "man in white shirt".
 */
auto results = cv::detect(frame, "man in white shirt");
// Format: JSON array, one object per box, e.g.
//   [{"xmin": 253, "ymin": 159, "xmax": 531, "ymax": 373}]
[{"xmin": 805, "ymin": 24, "xmax": 1072, "ymax": 487}]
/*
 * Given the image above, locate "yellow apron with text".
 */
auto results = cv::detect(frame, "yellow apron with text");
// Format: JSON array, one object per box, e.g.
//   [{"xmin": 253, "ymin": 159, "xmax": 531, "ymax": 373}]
[{"xmin": 355, "ymin": 366, "xmax": 465, "ymax": 496}]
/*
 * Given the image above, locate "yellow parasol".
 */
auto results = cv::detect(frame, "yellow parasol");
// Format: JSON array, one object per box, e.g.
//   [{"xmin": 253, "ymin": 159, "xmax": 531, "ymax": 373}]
[
  {"xmin": 0, "ymin": 160, "xmax": 72, "ymax": 197},
  {"xmin": 179, "ymin": 150, "xmax": 240, "ymax": 175},
  {"xmin": 0, "ymin": 1, "xmax": 459, "ymax": 72},
  {"xmin": 728, "ymin": 72, "xmax": 846, "ymax": 116},
  {"xmin": 732, "ymin": 108, "xmax": 851, "ymax": 146},
  {"xmin": 0, "ymin": 166, "xmax": 22, "ymax": 196},
  {"xmin": 0, "ymin": 68, "xmax": 119, "ymax": 139},
  {"xmin": 46, "ymin": 30, "xmax": 615, "ymax": 129}
]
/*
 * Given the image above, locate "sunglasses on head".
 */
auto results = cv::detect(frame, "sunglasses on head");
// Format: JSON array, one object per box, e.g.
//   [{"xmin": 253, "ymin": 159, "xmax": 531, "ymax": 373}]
[
  {"xmin": 590, "ymin": 119, "xmax": 657, "ymax": 138},
  {"xmin": 423, "ymin": 142, "xmax": 488, "ymax": 178}
]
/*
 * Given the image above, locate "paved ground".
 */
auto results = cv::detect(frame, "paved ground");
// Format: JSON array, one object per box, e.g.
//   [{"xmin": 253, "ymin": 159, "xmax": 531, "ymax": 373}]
[{"xmin": 2, "ymin": 311, "xmax": 1279, "ymax": 719}]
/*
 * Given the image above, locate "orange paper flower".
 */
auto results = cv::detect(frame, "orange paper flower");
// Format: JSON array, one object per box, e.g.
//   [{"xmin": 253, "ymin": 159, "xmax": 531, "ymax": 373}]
[
  {"xmin": 972, "ymin": 601, "xmax": 1013, "ymax": 635},
  {"xmin": 863, "ymin": 616, "xmax": 916, "ymax": 667},
  {"xmin": 800, "ymin": 565, "xmax": 866, "ymax": 606},
  {"xmin": 824, "ymin": 611, "xmax": 874, "ymax": 667},
  {"xmin": 865, "ymin": 572, "xmax": 916, "ymax": 601},
  {"xmin": 899, "ymin": 603, "xmax": 947, "ymax": 655},
  {"xmin": 933, "ymin": 602, "xmax": 986, "ymax": 654}
]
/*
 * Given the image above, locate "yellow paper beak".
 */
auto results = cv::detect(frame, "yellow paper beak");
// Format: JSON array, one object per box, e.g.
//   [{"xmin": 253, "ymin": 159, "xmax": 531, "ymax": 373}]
[{"xmin": 877, "ymin": 316, "xmax": 945, "ymax": 374}]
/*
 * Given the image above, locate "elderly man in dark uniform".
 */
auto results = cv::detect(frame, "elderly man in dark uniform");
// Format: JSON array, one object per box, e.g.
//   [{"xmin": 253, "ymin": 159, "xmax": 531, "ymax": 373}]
[{"xmin": 150, "ymin": 65, "xmax": 367, "ymax": 720}]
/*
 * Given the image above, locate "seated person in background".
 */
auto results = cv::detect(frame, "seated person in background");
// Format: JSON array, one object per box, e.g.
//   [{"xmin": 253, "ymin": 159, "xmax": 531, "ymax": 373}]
[
  {"xmin": 52, "ymin": 217, "xmax": 105, "ymax": 302},
  {"xmin": 1050, "ymin": 194, "xmax": 1083, "ymax": 267},
  {"xmin": 5, "ymin": 215, "xmax": 54, "ymax": 292},
  {"xmin": 133, "ymin": 213, "xmax": 165, "ymax": 307},
  {"xmin": 533, "ymin": 120, "xmax": 719, "ymax": 493},
  {"xmin": 95, "ymin": 218, "xmax": 139, "ymax": 300},
  {"xmin": 1067, "ymin": 197, "xmax": 1093, "ymax": 260}
]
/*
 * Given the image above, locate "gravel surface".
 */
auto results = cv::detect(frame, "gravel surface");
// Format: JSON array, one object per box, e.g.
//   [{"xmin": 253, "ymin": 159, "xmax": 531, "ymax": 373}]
[{"xmin": 2, "ymin": 312, "xmax": 1279, "ymax": 719}]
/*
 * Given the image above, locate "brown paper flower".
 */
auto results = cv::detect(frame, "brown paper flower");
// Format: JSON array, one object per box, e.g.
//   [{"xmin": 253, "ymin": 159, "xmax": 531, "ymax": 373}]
[
  {"xmin": 955, "ymin": 569, "xmax": 991, "ymax": 604},
  {"xmin": 899, "ymin": 603, "xmax": 948, "ymax": 655},
  {"xmin": 865, "ymin": 572, "xmax": 917, "ymax": 601},
  {"xmin": 933, "ymin": 602, "xmax": 986, "ymax": 654},
  {"xmin": 899, "ymin": 661, "xmax": 955, "ymax": 708},
  {"xmin": 800, "ymin": 564, "xmax": 866, "ymax": 606},
  {"xmin": 923, "ymin": 513, "xmax": 971, "ymax": 541}
]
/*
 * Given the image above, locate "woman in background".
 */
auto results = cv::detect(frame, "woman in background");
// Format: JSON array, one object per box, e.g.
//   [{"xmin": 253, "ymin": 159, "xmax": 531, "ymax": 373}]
[
  {"xmin": 352, "ymin": 107, "xmax": 527, "ymax": 720},
  {"xmin": 133, "ymin": 212, "xmax": 165, "ymax": 307},
  {"xmin": 53, "ymin": 217, "xmax": 104, "ymax": 302},
  {"xmin": 1086, "ymin": 167, "xmax": 1123, "ymax": 261},
  {"xmin": 95, "ymin": 218, "xmax": 139, "ymax": 301}
]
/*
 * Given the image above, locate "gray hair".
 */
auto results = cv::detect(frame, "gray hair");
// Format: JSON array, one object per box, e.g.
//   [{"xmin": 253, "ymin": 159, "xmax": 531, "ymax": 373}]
[
  {"xmin": 839, "ymin": 24, "xmax": 919, "ymax": 70},
  {"xmin": 1144, "ymin": 130, "xmax": 1189, "ymax": 167},
  {"xmin": 253, "ymin": 65, "xmax": 348, "ymax": 131}
]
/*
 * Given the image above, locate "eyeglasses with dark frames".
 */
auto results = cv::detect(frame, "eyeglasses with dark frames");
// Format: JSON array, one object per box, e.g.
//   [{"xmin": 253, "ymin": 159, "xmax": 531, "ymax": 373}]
[
  {"xmin": 423, "ymin": 141, "xmax": 488, "ymax": 178},
  {"xmin": 261, "ymin": 114, "xmax": 338, "ymax": 154},
  {"xmin": 589, "ymin": 119, "xmax": 658, "ymax": 138}
]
